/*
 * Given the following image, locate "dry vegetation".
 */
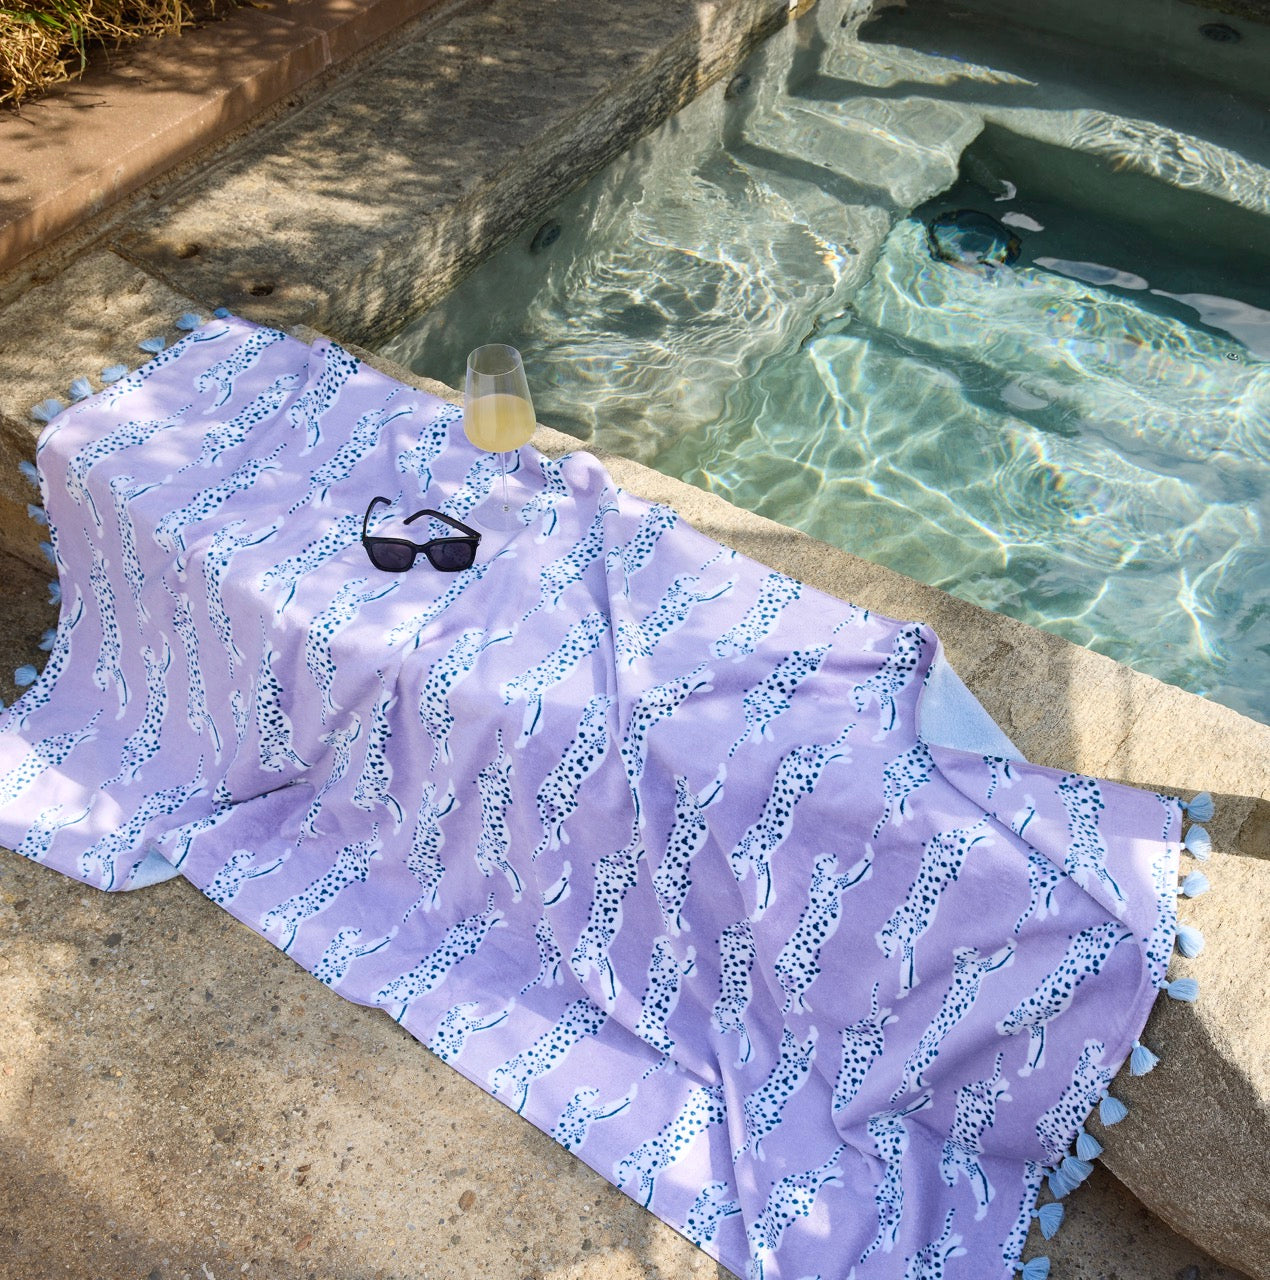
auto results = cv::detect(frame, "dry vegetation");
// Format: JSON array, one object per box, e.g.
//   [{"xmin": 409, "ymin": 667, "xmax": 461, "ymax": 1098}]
[{"xmin": 1, "ymin": 0, "xmax": 229, "ymax": 106}]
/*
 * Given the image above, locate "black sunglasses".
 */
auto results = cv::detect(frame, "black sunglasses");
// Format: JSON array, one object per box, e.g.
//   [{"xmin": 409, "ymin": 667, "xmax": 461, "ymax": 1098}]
[{"xmin": 361, "ymin": 495, "xmax": 481, "ymax": 572}]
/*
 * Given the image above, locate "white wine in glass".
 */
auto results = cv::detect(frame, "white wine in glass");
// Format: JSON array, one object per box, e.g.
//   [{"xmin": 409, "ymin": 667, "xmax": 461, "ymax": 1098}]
[{"xmin": 464, "ymin": 344, "xmax": 536, "ymax": 530}]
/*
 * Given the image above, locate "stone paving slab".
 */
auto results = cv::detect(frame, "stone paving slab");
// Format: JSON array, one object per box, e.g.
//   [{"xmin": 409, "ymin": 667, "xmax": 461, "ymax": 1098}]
[{"xmin": 0, "ymin": 0, "xmax": 446, "ymax": 275}]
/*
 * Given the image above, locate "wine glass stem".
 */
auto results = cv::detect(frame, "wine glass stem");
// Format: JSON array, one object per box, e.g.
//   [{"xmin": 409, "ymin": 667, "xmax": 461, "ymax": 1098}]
[{"xmin": 499, "ymin": 450, "xmax": 511, "ymax": 513}]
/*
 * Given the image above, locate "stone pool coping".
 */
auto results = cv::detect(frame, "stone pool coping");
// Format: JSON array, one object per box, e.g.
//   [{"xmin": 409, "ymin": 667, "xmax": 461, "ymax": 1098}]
[{"xmin": 0, "ymin": 0, "xmax": 1265, "ymax": 1274}]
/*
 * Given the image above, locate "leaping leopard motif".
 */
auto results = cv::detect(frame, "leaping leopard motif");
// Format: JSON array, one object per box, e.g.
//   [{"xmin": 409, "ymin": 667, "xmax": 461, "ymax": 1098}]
[
  {"xmin": 262, "ymin": 828, "xmax": 380, "ymax": 952},
  {"xmin": 490, "ymin": 997, "xmax": 608, "ymax": 1115},
  {"xmin": 728, "ymin": 646, "xmax": 831, "ymax": 757},
  {"xmin": 376, "ymin": 893, "xmax": 504, "ymax": 1018},
  {"xmin": 651, "ymin": 770, "xmax": 725, "ymax": 934},
  {"xmin": 615, "ymin": 1084, "xmax": 727, "ymax": 1209},
  {"xmin": 775, "ymin": 849, "xmax": 873, "ymax": 1014},
  {"xmin": 287, "ymin": 341, "xmax": 360, "ymax": 451},
  {"xmin": 533, "ymin": 694, "xmax": 614, "ymax": 858},
  {"xmin": 939, "ymin": 1051, "xmax": 1011, "ymax": 1220},
  {"xmin": 313, "ymin": 925, "xmax": 396, "ymax": 988},
  {"xmin": 997, "ymin": 922, "xmax": 1130, "ymax": 1075},
  {"xmin": 833, "ymin": 981, "xmax": 896, "ymax": 1113},
  {"xmin": 877, "ymin": 820, "xmax": 991, "ymax": 994},
  {"xmin": 735, "ymin": 1027, "xmax": 818, "ymax": 1160},
  {"xmin": 892, "ymin": 944, "xmax": 1016, "ymax": 1101},
  {"xmin": 852, "ymin": 624, "xmax": 927, "ymax": 734}
]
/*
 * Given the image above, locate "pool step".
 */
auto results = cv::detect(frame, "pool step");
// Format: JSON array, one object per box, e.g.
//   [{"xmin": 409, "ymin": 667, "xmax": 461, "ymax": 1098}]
[{"xmin": 734, "ymin": 92, "xmax": 982, "ymax": 212}]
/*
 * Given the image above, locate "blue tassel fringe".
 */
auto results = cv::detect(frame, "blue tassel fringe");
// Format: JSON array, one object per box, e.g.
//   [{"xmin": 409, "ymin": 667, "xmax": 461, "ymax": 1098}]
[
  {"xmin": 1176, "ymin": 923, "xmax": 1205, "ymax": 958},
  {"xmin": 27, "ymin": 504, "xmax": 48, "ymax": 526},
  {"xmin": 1179, "ymin": 870, "xmax": 1209, "ymax": 897},
  {"xmin": 1059, "ymin": 1154, "xmax": 1093, "ymax": 1185},
  {"xmin": 175, "ymin": 312, "xmax": 202, "ymax": 330},
  {"xmin": 30, "ymin": 398, "xmax": 64, "ymax": 423},
  {"xmin": 1075, "ymin": 1129, "xmax": 1103, "ymax": 1161},
  {"xmin": 101, "ymin": 364, "xmax": 128, "ymax": 382},
  {"xmin": 1034, "ymin": 1201, "xmax": 1064, "ymax": 1239},
  {"xmin": 1018, "ymin": 1257, "xmax": 1051, "ymax": 1280},
  {"xmin": 1130, "ymin": 1040, "xmax": 1159, "ymax": 1075},
  {"xmin": 1099, "ymin": 1093, "xmax": 1128, "ymax": 1126},
  {"xmin": 1184, "ymin": 826, "xmax": 1212, "ymax": 859},
  {"xmin": 1183, "ymin": 791, "xmax": 1214, "ymax": 821},
  {"xmin": 68, "ymin": 376, "xmax": 92, "ymax": 401},
  {"xmin": 14, "ymin": 665, "xmax": 36, "ymax": 687},
  {"xmin": 138, "ymin": 335, "xmax": 166, "ymax": 354},
  {"xmin": 1165, "ymin": 977, "xmax": 1199, "ymax": 1002}
]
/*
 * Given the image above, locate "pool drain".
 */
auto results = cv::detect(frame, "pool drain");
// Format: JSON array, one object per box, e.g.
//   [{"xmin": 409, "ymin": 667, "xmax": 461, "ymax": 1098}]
[
  {"xmin": 926, "ymin": 209, "xmax": 1021, "ymax": 268},
  {"xmin": 530, "ymin": 221, "xmax": 562, "ymax": 253}
]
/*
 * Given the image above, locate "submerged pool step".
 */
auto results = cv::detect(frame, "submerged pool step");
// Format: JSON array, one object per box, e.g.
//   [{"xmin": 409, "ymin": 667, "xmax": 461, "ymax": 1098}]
[{"xmin": 733, "ymin": 92, "xmax": 983, "ymax": 211}]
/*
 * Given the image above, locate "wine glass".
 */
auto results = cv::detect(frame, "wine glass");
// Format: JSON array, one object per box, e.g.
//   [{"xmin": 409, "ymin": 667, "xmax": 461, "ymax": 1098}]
[{"xmin": 463, "ymin": 344, "xmax": 536, "ymax": 530}]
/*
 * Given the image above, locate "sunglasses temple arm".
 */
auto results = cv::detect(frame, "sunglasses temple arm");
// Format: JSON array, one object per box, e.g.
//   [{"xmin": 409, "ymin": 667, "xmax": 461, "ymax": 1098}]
[
  {"xmin": 403, "ymin": 508, "xmax": 482, "ymax": 541},
  {"xmin": 364, "ymin": 495, "xmax": 393, "ymax": 540}
]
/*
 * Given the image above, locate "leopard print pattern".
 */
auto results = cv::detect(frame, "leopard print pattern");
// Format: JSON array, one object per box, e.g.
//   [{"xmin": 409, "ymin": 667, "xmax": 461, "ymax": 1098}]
[
  {"xmin": 997, "ymin": 921, "xmax": 1130, "ymax": 1075},
  {"xmin": 490, "ymin": 996, "xmax": 608, "ymax": 1115}
]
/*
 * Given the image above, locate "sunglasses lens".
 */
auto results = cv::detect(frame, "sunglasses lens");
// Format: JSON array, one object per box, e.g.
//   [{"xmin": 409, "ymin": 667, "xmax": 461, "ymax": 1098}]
[
  {"xmin": 428, "ymin": 540, "xmax": 476, "ymax": 571},
  {"xmin": 368, "ymin": 541, "xmax": 415, "ymax": 572}
]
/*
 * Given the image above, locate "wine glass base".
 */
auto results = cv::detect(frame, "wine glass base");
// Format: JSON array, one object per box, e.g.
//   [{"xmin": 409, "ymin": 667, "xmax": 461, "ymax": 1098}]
[{"xmin": 472, "ymin": 495, "xmax": 523, "ymax": 532}]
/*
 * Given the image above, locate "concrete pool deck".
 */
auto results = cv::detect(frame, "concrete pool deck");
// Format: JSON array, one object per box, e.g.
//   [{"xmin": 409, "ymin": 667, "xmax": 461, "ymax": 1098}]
[{"xmin": 0, "ymin": 0, "xmax": 1267, "ymax": 1277}]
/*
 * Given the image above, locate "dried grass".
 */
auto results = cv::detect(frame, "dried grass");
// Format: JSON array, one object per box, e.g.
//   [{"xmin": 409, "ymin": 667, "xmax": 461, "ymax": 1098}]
[{"xmin": 1, "ymin": 0, "xmax": 213, "ymax": 107}]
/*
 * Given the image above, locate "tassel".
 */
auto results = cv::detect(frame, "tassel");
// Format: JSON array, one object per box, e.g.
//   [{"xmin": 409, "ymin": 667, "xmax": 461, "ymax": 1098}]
[
  {"xmin": 1099, "ymin": 1093, "xmax": 1128, "ymax": 1125},
  {"xmin": 1165, "ymin": 977, "xmax": 1199, "ymax": 1002},
  {"xmin": 1034, "ymin": 1201, "xmax": 1064, "ymax": 1239},
  {"xmin": 14, "ymin": 665, "xmax": 37, "ymax": 687},
  {"xmin": 1060, "ymin": 1154, "xmax": 1093, "ymax": 1185},
  {"xmin": 1178, "ymin": 870, "xmax": 1209, "ymax": 897},
  {"xmin": 68, "ymin": 376, "xmax": 93, "ymax": 401},
  {"xmin": 39, "ymin": 541, "xmax": 55, "ymax": 566},
  {"xmin": 47, "ymin": 581, "xmax": 60, "ymax": 606},
  {"xmin": 1176, "ymin": 924, "xmax": 1205, "ymax": 958},
  {"xmin": 175, "ymin": 312, "xmax": 202, "ymax": 330},
  {"xmin": 1130, "ymin": 1040, "xmax": 1159, "ymax": 1075},
  {"xmin": 1184, "ymin": 826, "xmax": 1212, "ymax": 859},
  {"xmin": 138, "ymin": 336, "xmax": 166, "ymax": 354},
  {"xmin": 1183, "ymin": 791, "xmax": 1214, "ymax": 821},
  {"xmin": 38, "ymin": 629, "xmax": 56, "ymax": 651},
  {"xmin": 101, "ymin": 364, "xmax": 128, "ymax": 382},
  {"xmin": 213, "ymin": 306, "xmax": 231, "ymax": 318},
  {"xmin": 1017, "ymin": 1258, "xmax": 1051, "ymax": 1280},
  {"xmin": 30, "ymin": 398, "xmax": 64, "ymax": 423},
  {"xmin": 1047, "ymin": 1168, "xmax": 1076, "ymax": 1199},
  {"xmin": 27, "ymin": 504, "xmax": 48, "ymax": 526},
  {"xmin": 19, "ymin": 460, "xmax": 40, "ymax": 488},
  {"xmin": 1075, "ymin": 1128, "xmax": 1103, "ymax": 1160}
]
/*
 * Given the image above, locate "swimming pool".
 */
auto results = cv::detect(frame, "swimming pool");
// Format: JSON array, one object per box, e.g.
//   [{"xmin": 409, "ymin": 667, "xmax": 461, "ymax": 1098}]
[{"xmin": 381, "ymin": 0, "xmax": 1270, "ymax": 724}]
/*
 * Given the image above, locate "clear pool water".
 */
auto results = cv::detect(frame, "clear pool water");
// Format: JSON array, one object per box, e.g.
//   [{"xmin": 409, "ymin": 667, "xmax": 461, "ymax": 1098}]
[{"xmin": 382, "ymin": 0, "xmax": 1270, "ymax": 724}]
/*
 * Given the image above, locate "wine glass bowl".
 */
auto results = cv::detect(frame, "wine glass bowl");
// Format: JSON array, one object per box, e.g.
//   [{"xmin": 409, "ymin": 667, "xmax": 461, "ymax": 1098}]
[{"xmin": 464, "ymin": 344, "xmax": 536, "ymax": 529}]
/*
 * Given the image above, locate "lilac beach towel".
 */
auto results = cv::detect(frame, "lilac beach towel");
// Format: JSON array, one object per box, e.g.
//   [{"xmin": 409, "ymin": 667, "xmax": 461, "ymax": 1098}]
[{"xmin": 0, "ymin": 318, "xmax": 1199, "ymax": 1279}]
